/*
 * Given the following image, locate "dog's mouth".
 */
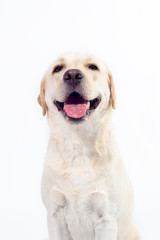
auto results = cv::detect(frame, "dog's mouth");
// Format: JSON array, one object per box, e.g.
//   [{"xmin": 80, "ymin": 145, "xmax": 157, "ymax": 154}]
[{"xmin": 54, "ymin": 92, "xmax": 101, "ymax": 123}]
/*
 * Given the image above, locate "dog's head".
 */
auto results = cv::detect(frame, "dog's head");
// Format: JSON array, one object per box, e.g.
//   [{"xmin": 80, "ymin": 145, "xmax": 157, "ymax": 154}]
[{"xmin": 38, "ymin": 52, "xmax": 116, "ymax": 125}]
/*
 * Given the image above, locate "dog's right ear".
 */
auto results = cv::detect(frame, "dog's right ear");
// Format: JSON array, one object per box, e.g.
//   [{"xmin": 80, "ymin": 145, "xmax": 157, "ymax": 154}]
[
  {"xmin": 37, "ymin": 76, "xmax": 48, "ymax": 116},
  {"xmin": 108, "ymin": 73, "xmax": 116, "ymax": 109}
]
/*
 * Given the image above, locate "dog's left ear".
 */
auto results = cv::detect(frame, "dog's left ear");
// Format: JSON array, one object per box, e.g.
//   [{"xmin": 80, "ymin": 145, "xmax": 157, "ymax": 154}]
[
  {"xmin": 108, "ymin": 73, "xmax": 116, "ymax": 109},
  {"xmin": 37, "ymin": 76, "xmax": 48, "ymax": 116}
]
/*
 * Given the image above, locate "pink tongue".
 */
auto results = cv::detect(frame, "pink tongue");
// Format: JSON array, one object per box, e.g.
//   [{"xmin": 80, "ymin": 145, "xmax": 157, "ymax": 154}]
[{"xmin": 64, "ymin": 104, "xmax": 87, "ymax": 118}]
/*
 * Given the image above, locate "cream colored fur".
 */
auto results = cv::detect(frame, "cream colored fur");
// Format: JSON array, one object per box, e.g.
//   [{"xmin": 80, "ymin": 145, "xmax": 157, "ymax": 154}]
[{"xmin": 38, "ymin": 52, "xmax": 140, "ymax": 240}]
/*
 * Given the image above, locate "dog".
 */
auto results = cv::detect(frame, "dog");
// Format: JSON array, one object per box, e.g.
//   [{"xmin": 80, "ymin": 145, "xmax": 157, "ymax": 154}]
[{"xmin": 38, "ymin": 52, "xmax": 140, "ymax": 240}]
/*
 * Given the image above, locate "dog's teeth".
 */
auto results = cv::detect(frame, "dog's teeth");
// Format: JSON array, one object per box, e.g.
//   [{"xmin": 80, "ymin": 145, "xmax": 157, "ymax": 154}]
[
  {"xmin": 65, "ymin": 115, "xmax": 70, "ymax": 121},
  {"xmin": 86, "ymin": 101, "xmax": 90, "ymax": 109},
  {"xmin": 83, "ymin": 115, "xmax": 88, "ymax": 120}
]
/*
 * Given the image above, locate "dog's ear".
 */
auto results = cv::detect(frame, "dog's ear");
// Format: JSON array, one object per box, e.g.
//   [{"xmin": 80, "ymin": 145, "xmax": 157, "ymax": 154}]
[
  {"xmin": 108, "ymin": 73, "xmax": 116, "ymax": 109},
  {"xmin": 37, "ymin": 76, "xmax": 48, "ymax": 116}
]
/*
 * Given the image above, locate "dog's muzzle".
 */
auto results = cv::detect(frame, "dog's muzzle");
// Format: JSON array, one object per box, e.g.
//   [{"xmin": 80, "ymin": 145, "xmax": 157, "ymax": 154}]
[{"xmin": 53, "ymin": 69, "xmax": 101, "ymax": 123}]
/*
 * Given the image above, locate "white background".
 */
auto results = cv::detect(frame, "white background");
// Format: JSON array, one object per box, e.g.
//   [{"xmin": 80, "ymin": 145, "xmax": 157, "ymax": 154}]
[{"xmin": 0, "ymin": 0, "xmax": 160, "ymax": 239}]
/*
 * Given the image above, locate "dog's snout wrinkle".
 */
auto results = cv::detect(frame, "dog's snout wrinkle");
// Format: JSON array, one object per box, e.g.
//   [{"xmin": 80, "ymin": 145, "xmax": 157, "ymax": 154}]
[{"xmin": 63, "ymin": 69, "xmax": 84, "ymax": 87}]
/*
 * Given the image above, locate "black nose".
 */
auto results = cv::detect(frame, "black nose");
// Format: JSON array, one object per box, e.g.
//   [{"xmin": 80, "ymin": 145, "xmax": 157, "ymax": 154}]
[{"xmin": 63, "ymin": 69, "xmax": 84, "ymax": 87}]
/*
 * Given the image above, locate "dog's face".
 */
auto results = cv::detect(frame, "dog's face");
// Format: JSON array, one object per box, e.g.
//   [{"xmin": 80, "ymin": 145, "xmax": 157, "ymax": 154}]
[{"xmin": 38, "ymin": 52, "xmax": 116, "ymax": 125}]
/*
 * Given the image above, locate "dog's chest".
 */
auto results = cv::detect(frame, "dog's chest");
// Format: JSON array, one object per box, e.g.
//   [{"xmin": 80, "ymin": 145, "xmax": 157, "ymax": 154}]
[
  {"xmin": 52, "ymin": 145, "xmax": 109, "ymax": 196},
  {"xmin": 59, "ymin": 167, "xmax": 107, "ymax": 198}
]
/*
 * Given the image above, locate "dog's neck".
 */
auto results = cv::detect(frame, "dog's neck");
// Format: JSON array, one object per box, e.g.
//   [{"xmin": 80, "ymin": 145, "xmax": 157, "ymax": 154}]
[{"xmin": 47, "ymin": 113, "xmax": 118, "ymax": 166}]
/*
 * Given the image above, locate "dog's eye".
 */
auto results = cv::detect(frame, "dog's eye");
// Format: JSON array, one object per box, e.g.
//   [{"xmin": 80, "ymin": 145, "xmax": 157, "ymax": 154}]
[
  {"xmin": 53, "ymin": 65, "xmax": 63, "ymax": 73},
  {"xmin": 88, "ymin": 64, "xmax": 99, "ymax": 71}
]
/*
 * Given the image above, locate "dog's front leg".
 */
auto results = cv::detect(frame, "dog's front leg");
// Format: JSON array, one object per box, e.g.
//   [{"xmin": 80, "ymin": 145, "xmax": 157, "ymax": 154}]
[
  {"xmin": 45, "ymin": 190, "xmax": 72, "ymax": 240},
  {"xmin": 42, "ymin": 180, "xmax": 72, "ymax": 240},
  {"xmin": 94, "ymin": 218, "xmax": 117, "ymax": 240},
  {"xmin": 89, "ymin": 192, "xmax": 118, "ymax": 240},
  {"xmin": 47, "ymin": 207, "xmax": 72, "ymax": 240}
]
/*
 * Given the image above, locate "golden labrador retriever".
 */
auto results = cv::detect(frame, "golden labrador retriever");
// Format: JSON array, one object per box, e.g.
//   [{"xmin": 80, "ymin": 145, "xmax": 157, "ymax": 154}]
[{"xmin": 38, "ymin": 52, "xmax": 140, "ymax": 240}]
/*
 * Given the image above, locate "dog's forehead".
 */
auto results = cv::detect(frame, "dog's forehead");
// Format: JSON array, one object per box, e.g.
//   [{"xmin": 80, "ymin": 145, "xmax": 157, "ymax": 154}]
[{"xmin": 54, "ymin": 52, "xmax": 102, "ymax": 66}]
